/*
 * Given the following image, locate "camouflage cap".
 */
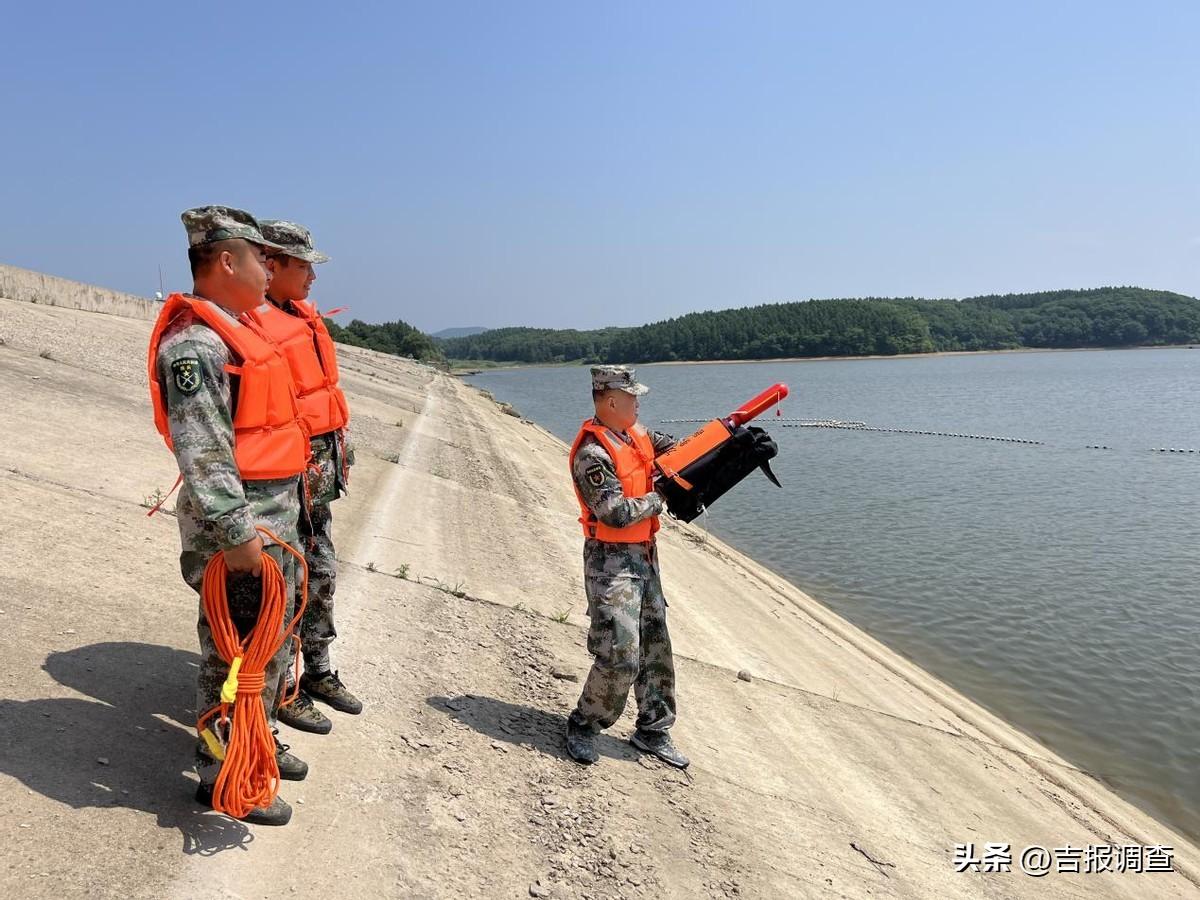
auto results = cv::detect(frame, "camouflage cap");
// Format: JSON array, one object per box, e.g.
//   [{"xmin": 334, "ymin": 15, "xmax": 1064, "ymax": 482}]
[
  {"xmin": 180, "ymin": 205, "xmax": 284, "ymax": 251},
  {"xmin": 259, "ymin": 219, "xmax": 330, "ymax": 265},
  {"xmin": 591, "ymin": 365, "xmax": 648, "ymax": 396}
]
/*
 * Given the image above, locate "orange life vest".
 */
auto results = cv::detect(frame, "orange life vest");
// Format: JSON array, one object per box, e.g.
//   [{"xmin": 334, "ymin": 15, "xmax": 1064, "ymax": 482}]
[
  {"xmin": 148, "ymin": 293, "xmax": 310, "ymax": 481},
  {"xmin": 241, "ymin": 298, "xmax": 349, "ymax": 437},
  {"xmin": 568, "ymin": 420, "xmax": 660, "ymax": 543}
]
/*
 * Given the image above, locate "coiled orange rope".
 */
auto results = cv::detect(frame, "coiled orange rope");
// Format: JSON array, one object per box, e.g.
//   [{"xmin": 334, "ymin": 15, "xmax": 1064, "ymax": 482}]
[{"xmin": 195, "ymin": 528, "xmax": 308, "ymax": 819}]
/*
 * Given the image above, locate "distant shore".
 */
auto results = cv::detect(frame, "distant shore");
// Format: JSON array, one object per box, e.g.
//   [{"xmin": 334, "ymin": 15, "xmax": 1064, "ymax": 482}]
[
  {"xmin": 645, "ymin": 343, "xmax": 1198, "ymax": 367},
  {"xmin": 452, "ymin": 342, "xmax": 1198, "ymax": 375}
]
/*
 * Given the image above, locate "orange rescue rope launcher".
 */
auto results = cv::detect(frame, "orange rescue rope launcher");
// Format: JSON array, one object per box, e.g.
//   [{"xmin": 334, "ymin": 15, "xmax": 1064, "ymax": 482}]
[
  {"xmin": 654, "ymin": 383, "xmax": 789, "ymax": 523},
  {"xmin": 195, "ymin": 527, "xmax": 308, "ymax": 820}
]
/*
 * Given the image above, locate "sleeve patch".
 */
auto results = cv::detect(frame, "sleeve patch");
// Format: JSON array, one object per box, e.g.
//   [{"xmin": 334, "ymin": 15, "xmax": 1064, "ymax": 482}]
[
  {"xmin": 171, "ymin": 357, "xmax": 202, "ymax": 395},
  {"xmin": 585, "ymin": 464, "xmax": 605, "ymax": 487}
]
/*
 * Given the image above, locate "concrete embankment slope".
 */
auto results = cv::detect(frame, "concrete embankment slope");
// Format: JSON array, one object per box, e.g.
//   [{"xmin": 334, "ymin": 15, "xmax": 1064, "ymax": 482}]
[
  {"xmin": 0, "ymin": 263, "xmax": 159, "ymax": 320},
  {"xmin": 0, "ymin": 286, "xmax": 1196, "ymax": 899}
]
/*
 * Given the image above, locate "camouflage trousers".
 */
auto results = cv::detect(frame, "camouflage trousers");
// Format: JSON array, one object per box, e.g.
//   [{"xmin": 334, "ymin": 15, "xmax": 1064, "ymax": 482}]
[
  {"xmin": 181, "ymin": 541, "xmax": 300, "ymax": 785},
  {"xmin": 284, "ymin": 497, "xmax": 339, "ymax": 684},
  {"xmin": 572, "ymin": 544, "xmax": 677, "ymax": 734}
]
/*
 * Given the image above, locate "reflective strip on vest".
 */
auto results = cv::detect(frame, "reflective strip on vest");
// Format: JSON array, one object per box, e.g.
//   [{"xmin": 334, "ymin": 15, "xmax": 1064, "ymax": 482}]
[
  {"xmin": 148, "ymin": 293, "xmax": 310, "ymax": 481},
  {"xmin": 568, "ymin": 419, "xmax": 660, "ymax": 543}
]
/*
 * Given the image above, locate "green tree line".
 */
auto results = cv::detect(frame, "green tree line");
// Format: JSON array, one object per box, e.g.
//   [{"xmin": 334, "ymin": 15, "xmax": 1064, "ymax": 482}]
[
  {"xmin": 323, "ymin": 317, "xmax": 445, "ymax": 364},
  {"xmin": 436, "ymin": 288, "xmax": 1200, "ymax": 364}
]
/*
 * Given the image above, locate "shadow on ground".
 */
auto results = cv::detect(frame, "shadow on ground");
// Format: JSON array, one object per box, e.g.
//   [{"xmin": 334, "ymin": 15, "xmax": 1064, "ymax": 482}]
[
  {"xmin": 0, "ymin": 641, "xmax": 252, "ymax": 855},
  {"xmin": 426, "ymin": 694, "xmax": 640, "ymax": 764}
]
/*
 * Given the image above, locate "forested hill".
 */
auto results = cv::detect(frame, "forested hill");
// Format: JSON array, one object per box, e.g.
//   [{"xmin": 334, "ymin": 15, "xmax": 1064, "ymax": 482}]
[
  {"xmin": 323, "ymin": 316, "xmax": 445, "ymax": 364},
  {"xmin": 437, "ymin": 288, "xmax": 1200, "ymax": 364}
]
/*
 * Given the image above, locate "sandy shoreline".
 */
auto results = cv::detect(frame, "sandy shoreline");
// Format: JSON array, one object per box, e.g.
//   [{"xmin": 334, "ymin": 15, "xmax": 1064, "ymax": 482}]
[{"xmin": 2, "ymin": 287, "xmax": 1197, "ymax": 898}]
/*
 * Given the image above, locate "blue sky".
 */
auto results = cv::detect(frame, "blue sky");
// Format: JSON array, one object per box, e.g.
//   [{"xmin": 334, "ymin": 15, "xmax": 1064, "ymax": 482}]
[{"xmin": 1, "ymin": 1, "xmax": 1196, "ymax": 332}]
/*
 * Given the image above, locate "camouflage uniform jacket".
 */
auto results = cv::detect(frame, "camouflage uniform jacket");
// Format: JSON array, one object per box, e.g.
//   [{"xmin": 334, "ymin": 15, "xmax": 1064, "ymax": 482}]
[
  {"xmin": 571, "ymin": 418, "xmax": 675, "ymax": 579},
  {"xmin": 155, "ymin": 301, "xmax": 299, "ymax": 550}
]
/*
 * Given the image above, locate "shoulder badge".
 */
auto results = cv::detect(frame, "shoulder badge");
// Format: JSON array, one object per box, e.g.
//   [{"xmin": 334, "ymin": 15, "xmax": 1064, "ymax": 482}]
[
  {"xmin": 585, "ymin": 463, "xmax": 605, "ymax": 487},
  {"xmin": 171, "ymin": 357, "xmax": 202, "ymax": 396}
]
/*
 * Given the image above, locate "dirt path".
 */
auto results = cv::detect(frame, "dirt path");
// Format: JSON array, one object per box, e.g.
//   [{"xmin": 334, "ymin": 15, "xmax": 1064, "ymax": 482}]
[{"xmin": 1, "ymin": 295, "xmax": 1197, "ymax": 899}]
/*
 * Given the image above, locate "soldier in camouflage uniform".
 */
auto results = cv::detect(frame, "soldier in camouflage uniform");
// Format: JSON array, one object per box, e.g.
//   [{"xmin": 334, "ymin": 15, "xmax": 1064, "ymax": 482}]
[
  {"xmin": 152, "ymin": 206, "xmax": 308, "ymax": 826},
  {"xmin": 565, "ymin": 366, "xmax": 689, "ymax": 769},
  {"xmin": 254, "ymin": 219, "xmax": 361, "ymax": 735}
]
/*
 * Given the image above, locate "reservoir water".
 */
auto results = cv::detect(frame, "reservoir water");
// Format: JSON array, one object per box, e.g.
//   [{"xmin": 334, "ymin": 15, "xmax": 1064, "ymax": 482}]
[{"xmin": 468, "ymin": 348, "xmax": 1200, "ymax": 841}]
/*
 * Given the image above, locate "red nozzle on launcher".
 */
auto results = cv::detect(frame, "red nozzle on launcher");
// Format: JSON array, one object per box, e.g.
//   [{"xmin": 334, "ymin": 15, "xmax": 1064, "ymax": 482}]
[
  {"xmin": 656, "ymin": 382, "xmax": 790, "ymax": 483},
  {"xmin": 653, "ymin": 382, "xmax": 788, "ymax": 522},
  {"xmin": 728, "ymin": 383, "xmax": 789, "ymax": 426}
]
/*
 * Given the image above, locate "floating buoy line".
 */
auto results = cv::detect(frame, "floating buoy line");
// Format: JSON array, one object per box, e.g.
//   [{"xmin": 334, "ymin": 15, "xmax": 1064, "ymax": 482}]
[{"xmin": 657, "ymin": 418, "xmax": 1197, "ymax": 455}]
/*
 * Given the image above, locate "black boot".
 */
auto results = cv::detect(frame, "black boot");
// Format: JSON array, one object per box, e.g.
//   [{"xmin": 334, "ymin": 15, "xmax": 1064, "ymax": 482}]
[
  {"xmin": 565, "ymin": 714, "xmax": 599, "ymax": 765},
  {"xmin": 273, "ymin": 730, "xmax": 308, "ymax": 781},
  {"xmin": 195, "ymin": 783, "xmax": 293, "ymax": 826},
  {"xmin": 301, "ymin": 669, "xmax": 363, "ymax": 715},
  {"xmin": 277, "ymin": 690, "xmax": 332, "ymax": 735},
  {"xmin": 629, "ymin": 729, "xmax": 689, "ymax": 769}
]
